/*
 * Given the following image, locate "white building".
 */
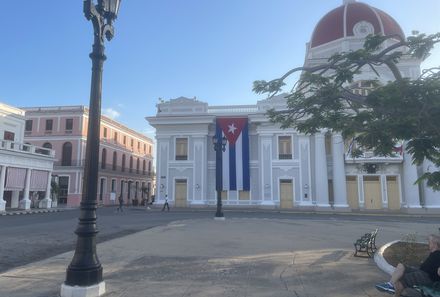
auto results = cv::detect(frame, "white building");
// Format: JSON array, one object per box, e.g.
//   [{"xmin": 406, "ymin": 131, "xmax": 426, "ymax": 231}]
[
  {"xmin": 147, "ymin": 0, "xmax": 439, "ymax": 213},
  {"xmin": 0, "ymin": 103, "xmax": 55, "ymax": 211}
]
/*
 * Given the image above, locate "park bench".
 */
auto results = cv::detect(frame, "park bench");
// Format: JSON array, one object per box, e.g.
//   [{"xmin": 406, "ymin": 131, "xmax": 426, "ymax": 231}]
[
  {"xmin": 353, "ymin": 228, "xmax": 378, "ymax": 257},
  {"xmin": 414, "ymin": 283, "xmax": 440, "ymax": 297}
]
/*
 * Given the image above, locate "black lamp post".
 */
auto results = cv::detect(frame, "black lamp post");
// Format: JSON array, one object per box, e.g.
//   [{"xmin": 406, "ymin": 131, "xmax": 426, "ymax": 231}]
[
  {"xmin": 212, "ymin": 135, "xmax": 227, "ymax": 219},
  {"xmin": 62, "ymin": 0, "xmax": 121, "ymax": 295}
]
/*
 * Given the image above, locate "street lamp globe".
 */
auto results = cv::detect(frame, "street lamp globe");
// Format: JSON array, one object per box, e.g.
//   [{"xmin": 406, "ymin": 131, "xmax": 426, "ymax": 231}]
[{"xmin": 100, "ymin": 0, "xmax": 121, "ymax": 20}]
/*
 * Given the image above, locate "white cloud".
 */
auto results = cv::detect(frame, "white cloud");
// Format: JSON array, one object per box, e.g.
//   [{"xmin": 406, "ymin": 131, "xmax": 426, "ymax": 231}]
[{"xmin": 102, "ymin": 107, "xmax": 120, "ymax": 119}]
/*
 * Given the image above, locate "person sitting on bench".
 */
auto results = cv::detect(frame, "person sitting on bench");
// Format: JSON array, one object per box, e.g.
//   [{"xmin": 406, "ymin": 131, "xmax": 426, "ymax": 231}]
[{"xmin": 376, "ymin": 234, "xmax": 440, "ymax": 296}]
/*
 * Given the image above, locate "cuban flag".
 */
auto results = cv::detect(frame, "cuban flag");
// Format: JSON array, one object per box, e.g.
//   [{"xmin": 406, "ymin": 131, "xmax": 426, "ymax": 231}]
[{"xmin": 215, "ymin": 117, "xmax": 250, "ymax": 191}]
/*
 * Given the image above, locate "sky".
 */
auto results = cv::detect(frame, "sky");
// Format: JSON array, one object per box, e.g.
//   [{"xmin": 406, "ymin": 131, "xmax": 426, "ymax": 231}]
[{"xmin": 1, "ymin": 0, "xmax": 439, "ymax": 141}]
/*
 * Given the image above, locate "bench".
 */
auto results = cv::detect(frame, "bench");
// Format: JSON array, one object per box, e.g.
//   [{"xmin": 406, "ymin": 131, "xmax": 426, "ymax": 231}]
[
  {"xmin": 354, "ymin": 228, "xmax": 378, "ymax": 257},
  {"xmin": 414, "ymin": 283, "xmax": 440, "ymax": 297}
]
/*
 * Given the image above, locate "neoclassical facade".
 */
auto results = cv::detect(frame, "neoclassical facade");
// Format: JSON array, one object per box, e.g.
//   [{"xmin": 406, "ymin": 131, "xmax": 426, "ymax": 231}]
[
  {"xmin": 147, "ymin": 0, "xmax": 439, "ymax": 213},
  {"xmin": 0, "ymin": 103, "xmax": 54, "ymax": 211},
  {"xmin": 24, "ymin": 106, "xmax": 155, "ymax": 207}
]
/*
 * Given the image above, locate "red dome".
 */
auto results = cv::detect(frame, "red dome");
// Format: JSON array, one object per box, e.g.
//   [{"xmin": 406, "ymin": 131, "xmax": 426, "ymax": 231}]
[{"xmin": 310, "ymin": 1, "xmax": 404, "ymax": 48}]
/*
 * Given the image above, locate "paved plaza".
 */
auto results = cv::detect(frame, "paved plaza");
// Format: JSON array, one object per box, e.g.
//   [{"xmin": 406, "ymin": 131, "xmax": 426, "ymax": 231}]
[{"xmin": 0, "ymin": 212, "xmax": 438, "ymax": 297}]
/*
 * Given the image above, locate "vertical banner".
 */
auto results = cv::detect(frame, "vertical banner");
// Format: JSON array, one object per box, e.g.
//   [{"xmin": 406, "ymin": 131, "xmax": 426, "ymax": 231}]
[{"xmin": 215, "ymin": 117, "xmax": 250, "ymax": 191}]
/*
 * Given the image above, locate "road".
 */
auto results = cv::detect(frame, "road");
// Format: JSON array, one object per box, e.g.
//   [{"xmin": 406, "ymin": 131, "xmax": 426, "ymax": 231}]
[{"xmin": 1, "ymin": 206, "xmax": 439, "ymax": 273}]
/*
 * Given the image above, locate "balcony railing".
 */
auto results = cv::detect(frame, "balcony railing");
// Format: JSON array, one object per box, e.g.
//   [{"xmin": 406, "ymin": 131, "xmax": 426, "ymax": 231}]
[
  {"xmin": 0, "ymin": 140, "xmax": 55, "ymax": 158},
  {"xmin": 53, "ymin": 159, "xmax": 155, "ymax": 178}
]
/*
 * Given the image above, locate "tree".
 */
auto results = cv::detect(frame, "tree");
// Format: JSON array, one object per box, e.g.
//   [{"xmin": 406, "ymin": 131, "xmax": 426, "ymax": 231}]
[{"xmin": 253, "ymin": 33, "xmax": 440, "ymax": 190}]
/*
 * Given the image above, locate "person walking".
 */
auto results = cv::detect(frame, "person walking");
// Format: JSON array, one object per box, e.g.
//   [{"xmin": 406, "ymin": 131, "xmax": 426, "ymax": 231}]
[
  {"xmin": 161, "ymin": 194, "xmax": 170, "ymax": 211},
  {"xmin": 117, "ymin": 194, "xmax": 124, "ymax": 212}
]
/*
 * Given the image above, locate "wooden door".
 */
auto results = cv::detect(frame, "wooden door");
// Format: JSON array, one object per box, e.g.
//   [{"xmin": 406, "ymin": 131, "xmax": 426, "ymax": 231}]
[
  {"xmin": 175, "ymin": 179, "xmax": 187, "ymax": 207},
  {"xmin": 280, "ymin": 179, "xmax": 294, "ymax": 209},
  {"xmin": 363, "ymin": 176, "xmax": 382, "ymax": 209},
  {"xmin": 387, "ymin": 176, "xmax": 400, "ymax": 210},
  {"xmin": 346, "ymin": 176, "xmax": 359, "ymax": 209}
]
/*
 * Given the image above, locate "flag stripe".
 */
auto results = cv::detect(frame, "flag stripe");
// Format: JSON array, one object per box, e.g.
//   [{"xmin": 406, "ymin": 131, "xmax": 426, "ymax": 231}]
[
  {"xmin": 242, "ymin": 122, "xmax": 250, "ymax": 191},
  {"xmin": 229, "ymin": 143, "xmax": 237, "ymax": 190},
  {"xmin": 215, "ymin": 124, "xmax": 223, "ymax": 191},
  {"xmin": 236, "ymin": 135, "xmax": 243, "ymax": 190}
]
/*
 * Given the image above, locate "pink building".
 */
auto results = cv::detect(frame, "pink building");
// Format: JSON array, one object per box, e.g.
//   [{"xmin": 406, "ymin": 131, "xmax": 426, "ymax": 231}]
[{"xmin": 23, "ymin": 106, "xmax": 154, "ymax": 207}]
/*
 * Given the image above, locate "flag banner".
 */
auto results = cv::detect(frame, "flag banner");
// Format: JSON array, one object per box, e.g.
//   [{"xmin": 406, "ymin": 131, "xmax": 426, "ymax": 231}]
[{"xmin": 215, "ymin": 117, "xmax": 250, "ymax": 191}]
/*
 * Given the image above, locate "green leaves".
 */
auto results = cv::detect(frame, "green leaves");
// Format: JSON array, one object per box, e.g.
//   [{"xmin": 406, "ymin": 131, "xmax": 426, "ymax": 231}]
[{"xmin": 254, "ymin": 32, "xmax": 440, "ymax": 190}]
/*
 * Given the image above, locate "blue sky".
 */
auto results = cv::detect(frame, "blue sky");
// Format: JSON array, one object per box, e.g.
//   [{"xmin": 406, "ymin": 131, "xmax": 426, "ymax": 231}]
[{"xmin": 1, "ymin": 0, "xmax": 439, "ymax": 139}]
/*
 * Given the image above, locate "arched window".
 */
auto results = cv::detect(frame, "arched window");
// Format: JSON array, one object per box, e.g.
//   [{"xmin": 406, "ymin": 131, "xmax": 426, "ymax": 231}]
[
  {"xmin": 101, "ymin": 148, "xmax": 107, "ymax": 169},
  {"xmin": 136, "ymin": 158, "xmax": 140, "ymax": 174},
  {"xmin": 143, "ymin": 160, "xmax": 146, "ymax": 175},
  {"xmin": 112, "ymin": 151, "xmax": 117, "ymax": 170},
  {"xmin": 61, "ymin": 142, "xmax": 72, "ymax": 166},
  {"xmin": 129, "ymin": 156, "xmax": 133, "ymax": 173},
  {"xmin": 148, "ymin": 161, "xmax": 152, "ymax": 173},
  {"xmin": 43, "ymin": 142, "xmax": 52, "ymax": 149},
  {"xmin": 121, "ymin": 154, "xmax": 126, "ymax": 172}
]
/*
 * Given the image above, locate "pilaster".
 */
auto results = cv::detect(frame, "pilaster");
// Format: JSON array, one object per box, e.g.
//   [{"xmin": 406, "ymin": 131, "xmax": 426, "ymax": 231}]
[
  {"xmin": 331, "ymin": 133, "xmax": 349, "ymax": 210},
  {"xmin": 314, "ymin": 133, "xmax": 330, "ymax": 209}
]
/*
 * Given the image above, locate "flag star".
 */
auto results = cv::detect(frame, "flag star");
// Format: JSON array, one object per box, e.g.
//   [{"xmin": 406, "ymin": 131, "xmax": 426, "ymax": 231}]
[{"xmin": 228, "ymin": 123, "xmax": 237, "ymax": 134}]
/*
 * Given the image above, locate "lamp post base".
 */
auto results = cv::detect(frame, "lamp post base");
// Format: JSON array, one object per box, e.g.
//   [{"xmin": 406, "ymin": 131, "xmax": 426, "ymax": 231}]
[
  {"xmin": 214, "ymin": 216, "xmax": 225, "ymax": 221},
  {"xmin": 61, "ymin": 281, "xmax": 105, "ymax": 297}
]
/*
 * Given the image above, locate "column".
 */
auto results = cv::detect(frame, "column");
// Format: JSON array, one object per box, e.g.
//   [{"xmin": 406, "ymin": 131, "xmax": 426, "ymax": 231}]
[
  {"xmin": 331, "ymin": 133, "xmax": 349, "ymax": 209},
  {"xmin": 0, "ymin": 166, "xmax": 6, "ymax": 211},
  {"xmin": 39, "ymin": 171, "xmax": 53, "ymax": 209},
  {"xmin": 402, "ymin": 142, "xmax": 421, "ymax": 209},
  {"xmin": 19, "ymin": 168, "xmax": 31, "ymax": 210},
  {"xmin": 314, "ymin": 133, "xmax": 330, "ymax": 208},
  {"xmin": 422, "ymin": 160, "xmax": 440, "ymax": 209}
]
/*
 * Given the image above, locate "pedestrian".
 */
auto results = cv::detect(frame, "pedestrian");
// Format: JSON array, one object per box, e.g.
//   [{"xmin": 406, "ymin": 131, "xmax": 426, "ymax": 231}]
[
  {"xmin": 117, "ymin": 194, "xmax": 124, "ymax": 212},
  {"xmin": 161, "ymin": 194, "xmax": 170, "ymax": 211}
]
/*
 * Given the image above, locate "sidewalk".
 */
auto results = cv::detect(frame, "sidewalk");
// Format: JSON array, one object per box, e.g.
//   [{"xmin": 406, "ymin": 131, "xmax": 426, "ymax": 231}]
[{"xmin": 0, "ymin": 217, "xmax": 395, "ymax": 297}]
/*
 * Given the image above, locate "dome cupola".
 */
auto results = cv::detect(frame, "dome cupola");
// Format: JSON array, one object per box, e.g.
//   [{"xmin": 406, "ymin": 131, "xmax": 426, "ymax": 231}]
[{"xmin": 310, "ymin": 0, "xmax": 404, "ymax": 48}]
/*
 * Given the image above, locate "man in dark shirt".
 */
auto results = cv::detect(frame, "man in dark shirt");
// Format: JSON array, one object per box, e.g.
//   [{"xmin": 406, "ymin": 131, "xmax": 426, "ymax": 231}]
[{"xmin": 376, "ymin": 234, "xmax": 440, "ymax": 296}]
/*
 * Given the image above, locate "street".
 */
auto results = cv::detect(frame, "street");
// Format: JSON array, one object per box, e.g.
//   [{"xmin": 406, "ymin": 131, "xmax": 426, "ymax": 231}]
[{"xmin": 1, "ymin": 206, "xmax": 439, "ymax": 274}]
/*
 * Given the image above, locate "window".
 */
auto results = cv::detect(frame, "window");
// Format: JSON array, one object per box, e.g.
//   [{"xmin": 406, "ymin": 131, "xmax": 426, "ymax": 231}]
[
  {"xmin": 121, "ymin": 154, "xmax": 126, "ymax": 172},
  {"xmin": 62, "ymin": 142, "xmax": 72, "ymax": 166},
  {"xmin": 175, "ymin": 138, "xmax": 188, "ymax": 160},
  {"xmin": 103, "ymin": 127, "xmax": 107, "ymax": 138},
  {"xmin": 114, "ymin": 132, "xmax": 118, "ymax": 142},
  {"xmin": 129, "ymin": 156, "xmax": 133, "ymax": 172},
  {"xmin": 144, "ymin": 143, "xmax": 146, "ymax": 153},
  {"xmin": 65, "ymin": 119, "xmax": 73, "ymax": 131},
  {"xmin": 136, "ymin": 158, "xmax": 140, "ymax": 174},
  {"xmin": 137, "ymin": 142, "xmax": 140, "ymax": 150},
  {"xmin": 112, "ymin": 151, "xmax": 117, "ymax": 170},
  {"xmin": 3, "ymin": 131, "xmax": 15, "ymax": 141},
  {"xmin": 101, "ymin": 148, "xmax": 107, "ymax": 169},
  {"xmin": 131, "ymin": 138, "xmax": 134, "ymax": 147},
  {"xmin": 143, "ymin": 160, "xmax": 146, "ymax": 174},
  {"xmin": 148, "ymin": 161, "xmax": 151, "ymax": 173},
  {"xmin": 45, "ymin": 119, "xmax": 53, "ymax": 131},
  {"xmin": 123, "ymin": 135, "xmax": 126, "ymax": 145},
  {"xmin": 278, "ymin": 136, "xmax": 292, "ymax": 159},
  {"xmin": 149, "ymin": 145, "xmax": 152, "ymax": 154},
  {"xmin": 111, "ymin": 179, "xmax": 116, "ymax": 193},
  {"xmin": 25, "ymin": 120, "xmax": 33, "ymax": 132}
]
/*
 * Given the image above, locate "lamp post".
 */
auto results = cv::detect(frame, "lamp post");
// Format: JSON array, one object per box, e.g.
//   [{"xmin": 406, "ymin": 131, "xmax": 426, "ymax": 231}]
[
  {"xmin": 61, "ymin": 1, "xmax": 121, "ymax": 296},
  {"xmin": 212, "ymin": 135, "xmax": 227, "ymax": 219}
]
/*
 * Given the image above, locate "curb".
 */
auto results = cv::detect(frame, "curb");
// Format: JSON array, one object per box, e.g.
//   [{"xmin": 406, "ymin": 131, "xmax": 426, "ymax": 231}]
[
  {"xmin": 0, "ymin": 208, "xmax": 67, "ymax": 216},
  {"xmin": 374, "ymin": 240, "xmax": 399, "ymax": 275}
]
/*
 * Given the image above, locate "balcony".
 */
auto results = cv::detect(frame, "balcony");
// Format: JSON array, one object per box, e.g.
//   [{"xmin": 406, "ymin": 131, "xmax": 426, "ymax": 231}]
[
  {"xmin": 345, "ymin": 150, "xmax": 403, "ymax": 163},
  {"xmin": 0, "ymin": 140, "xmax": 55, "ymax": 158}
]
